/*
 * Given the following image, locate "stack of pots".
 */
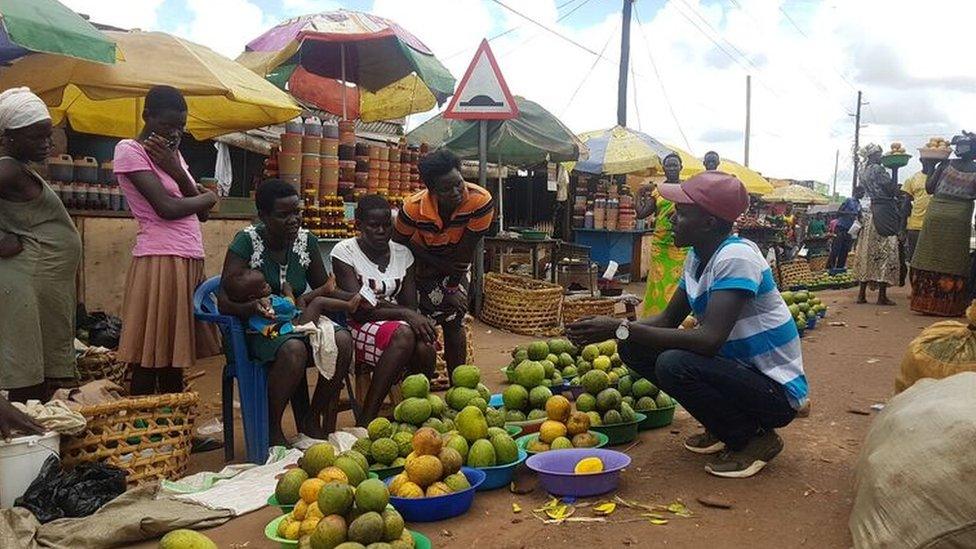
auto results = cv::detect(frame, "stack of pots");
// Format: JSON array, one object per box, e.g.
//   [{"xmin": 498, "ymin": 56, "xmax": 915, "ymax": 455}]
[
  {"xmin": 617, "ymin": 194, "xmax": 636, "ymax": 230},
  {"xmin": 320, "ymin": 122, "xmax": 339, "ymax": 198},
  {"xmin": 388, "ymin": 146, "xmax": 401, "ymax": 198},
  {"xmin": 278, "ymin": 119, "xmax": 303, "ymax": 190},
  {"xmin": 338, "ymin": 120, "xmax": 356, "ymax": 201},
  {"xmin": 354, "ymin": 143, "xmax": 369, "ymax": 198},
  {"xmin": 375, "ymin": 145, "xmax": 390, "ymax": 196},
  {"xmin": 408, "ymin": 146, "xmax": 421, "ymax": 193},
  {"xmin": 300, "ymin": 119, "xmax": 322, "ymax": 195}
]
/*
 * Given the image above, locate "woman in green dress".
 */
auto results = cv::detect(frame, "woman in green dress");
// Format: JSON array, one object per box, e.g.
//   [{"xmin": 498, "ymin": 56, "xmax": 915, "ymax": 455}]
[
  {"xmin": 638, "ymin": 153, "xmax": 687, "ymax": 317},
  {"xmin": 0, "ymin": 88, "xmax": 81, "ymax": 402},
  {"xmin": 218, "ymin": 180, "xmax": 354, "ymax": 444}
]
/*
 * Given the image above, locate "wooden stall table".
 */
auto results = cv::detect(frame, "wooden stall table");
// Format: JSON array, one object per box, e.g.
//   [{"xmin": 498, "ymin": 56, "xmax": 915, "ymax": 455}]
[{"xmin": 483, "ymin": 236, "xmax": 557, "ymax": 282}]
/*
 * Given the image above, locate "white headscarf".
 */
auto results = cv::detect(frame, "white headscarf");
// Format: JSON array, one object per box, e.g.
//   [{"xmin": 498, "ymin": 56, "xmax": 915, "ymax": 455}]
[{"xmin": 0, "ymin": 87, "xmax": 50, "ymax": 133}]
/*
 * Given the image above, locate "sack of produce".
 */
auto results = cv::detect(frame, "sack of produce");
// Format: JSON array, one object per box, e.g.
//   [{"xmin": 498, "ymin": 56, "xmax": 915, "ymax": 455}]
[
  {"xmin": 850, "ymin": 373, "xmax": 976, "ymax": 548},
  {"xmin": 895, "ymin": 301, "xmax": 976, "ymax": 393}
]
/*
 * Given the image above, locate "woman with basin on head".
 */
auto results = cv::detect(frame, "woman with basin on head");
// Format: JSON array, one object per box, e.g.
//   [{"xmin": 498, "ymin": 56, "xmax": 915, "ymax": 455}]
[
  {"xmin": 910, "ymin": 131, "xmax": 976, "ymax": 317},
  {"xmin": 852, "ymin": 143, "xmax": 900, "ymax": 307},
  {"xmin": 218, "ymin": 179, "xmax": 355, "ymax": 444},
  {"xmin": 0, "ymin": 87, "xmax": 81, "ymax": 402},
  {"xmin": 114, "ymin": 85, "xmax": 221, "ymax": 397},
  {"xmin": 637, "ymin": 152, "xmax": 688, "ymax": 317}
]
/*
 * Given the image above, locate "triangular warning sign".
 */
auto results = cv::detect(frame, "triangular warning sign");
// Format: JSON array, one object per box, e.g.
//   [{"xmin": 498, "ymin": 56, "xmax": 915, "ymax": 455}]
[{"xmin": 443, "ymin": 39, "xmax": 519, "ymax": 120}]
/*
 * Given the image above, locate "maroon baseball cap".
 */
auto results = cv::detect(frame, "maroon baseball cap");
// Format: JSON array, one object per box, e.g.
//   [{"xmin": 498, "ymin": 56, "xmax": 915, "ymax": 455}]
[{"xmin": 658, "ymin": 171, "xmax": 749, "ymax": 222}]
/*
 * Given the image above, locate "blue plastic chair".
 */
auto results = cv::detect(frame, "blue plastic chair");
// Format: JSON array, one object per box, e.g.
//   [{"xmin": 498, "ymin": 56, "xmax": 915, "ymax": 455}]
[{"xmin": 192, "ymin": 275, "xmax": 317, "ymax": 464}]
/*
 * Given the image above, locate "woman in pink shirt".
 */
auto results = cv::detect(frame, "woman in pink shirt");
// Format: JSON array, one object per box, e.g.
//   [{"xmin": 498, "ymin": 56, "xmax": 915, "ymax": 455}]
[{"xmin": 114, "ymin": 86, "xmax": 220, "ymax": 395}]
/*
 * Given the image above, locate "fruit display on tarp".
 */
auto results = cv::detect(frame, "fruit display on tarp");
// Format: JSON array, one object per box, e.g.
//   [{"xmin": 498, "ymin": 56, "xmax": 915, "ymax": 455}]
[
  {"xmin": 781, "ymin": 290, "xmax": 827, "ymax": 332},
  {"xmin": 516, "ymin": 394, "xmax": 607, "ymax": 453},
  {"xmin": 804, "ymin": 271, "xmax": 855, "ymax": 290},
  {"xmin": 566, "ymin": 340, "xmax": 627, "ymax": 395},
  {"xmin": 269, "ymin": 443, "xmax": 413, "ymax": 547},
  {"xmin": 502, "ymin": 338, "xmax": 576, "ymax": 389}
]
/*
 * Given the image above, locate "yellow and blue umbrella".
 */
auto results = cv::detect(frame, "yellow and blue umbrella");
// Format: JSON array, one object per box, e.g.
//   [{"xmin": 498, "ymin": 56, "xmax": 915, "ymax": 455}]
[{"xmin": 573, "ymin": 125, "xmax": 674, "ymax": 175}]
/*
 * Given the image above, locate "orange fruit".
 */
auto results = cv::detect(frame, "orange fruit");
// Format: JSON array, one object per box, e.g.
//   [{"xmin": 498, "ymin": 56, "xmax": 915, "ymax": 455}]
[
  {"xmin": 545, "ymin": 395, "xmax": 572, "ymax": 423},
  {"xmin": 299, "ymin": 478, "xmax": 326, "ymax": 504},
  {"xmin": 538, "ymin": 420, "xmax": 568, "ymax": 444},
  {"xmin": 316, "ymin": 466, "xmax": 348, "ymax": 485},
  {"xmin": 396, "ymin": 481, "xmax": 424, "ymax": 498},
  {"xmin": 404, "ymin": 454, "xmax": 443, "ymax": 488},
  {"xmin": 411, "ymin": 427, "xmax": 443, "ymax": 456}
]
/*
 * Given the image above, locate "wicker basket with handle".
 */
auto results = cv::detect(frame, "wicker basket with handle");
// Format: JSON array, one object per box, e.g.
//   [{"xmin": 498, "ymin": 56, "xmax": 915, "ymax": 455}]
[
  {"xmin": 76, "ymin": 350, "xmax": 127, "ymax": 387},
  {"xmin": 480, "ymin": 272, "xmax": 563, "ymax": 336},
  {"xmin": 562, "ymin": 297, "xmax": 616, "ymax": 324},
  {"xmin": 60, "ymin": 392, "xmax": 198, "ymax": 487}
]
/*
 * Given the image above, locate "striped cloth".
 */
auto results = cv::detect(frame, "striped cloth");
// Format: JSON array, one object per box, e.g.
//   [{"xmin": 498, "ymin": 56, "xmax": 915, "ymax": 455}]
[{"xmin": 679, "ymin": 236, "xmax": 808, "ymax": 409}]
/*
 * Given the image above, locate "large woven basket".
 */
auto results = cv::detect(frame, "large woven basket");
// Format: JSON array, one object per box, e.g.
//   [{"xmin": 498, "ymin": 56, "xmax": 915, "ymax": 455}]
[
  {"xmin": 562, "ymin": 298, "xmax": 616, "ymax": 324},
  {"xmin": 480, "ymin": 272, "xmax": 562, "ymax": 336},
  {"xmin": 61, "ymin": 392, "xmax": 198, "ymax": 487},
  {"xmin": 76, "ymin": 351, "xmax": 127, "ymax": 387},
  {"xmin": 778, "ymin": 259, "xmax": 813, "ymax": 288}
]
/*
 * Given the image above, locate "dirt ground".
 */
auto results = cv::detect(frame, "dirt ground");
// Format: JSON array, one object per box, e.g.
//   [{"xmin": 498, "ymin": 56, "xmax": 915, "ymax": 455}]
[{"xmin": 145, "ymin": 283, "xmax": 929, "ymax": 549}]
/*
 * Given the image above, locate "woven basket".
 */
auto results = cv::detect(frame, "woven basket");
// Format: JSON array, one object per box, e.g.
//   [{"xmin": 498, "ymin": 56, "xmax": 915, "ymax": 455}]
[
  {"xmin": 807, "ymin": 255, "xmax": 828, "ymax": 274},
  {"xmin": 61, "ymin": 392, "xmax": 198, "ymax": 487},
  {"xmin": 562, "ymin": 298, "xmax": 616, "ymax": 324},
  {"xmin": 76, "ymin": 351, "xmax": 127, "ymax": 387},
  {"xmin": 433, "ymin": 315, "xmax": 475, "ymax": 389},
  {"xmin": 778, "ymin": 259, "xmax": 813, "ymax": 288},
  {"xmin": 480, "ymin": 273, "xmax": 563, "ymax": 336}
]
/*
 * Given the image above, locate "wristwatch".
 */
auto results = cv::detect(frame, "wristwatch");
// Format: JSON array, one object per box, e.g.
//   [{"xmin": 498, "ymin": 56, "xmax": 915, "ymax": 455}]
[{"xmin": 615, "ymin": 319, "xmax": 630, "ymax": 341}]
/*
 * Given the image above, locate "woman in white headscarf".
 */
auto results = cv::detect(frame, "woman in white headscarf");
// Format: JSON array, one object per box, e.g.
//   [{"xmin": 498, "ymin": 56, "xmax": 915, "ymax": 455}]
[
  {"xmin": 853, "ymin": 143, "xmax": 900, "ymax": 306},
  {"xmin": 0, "ymin": 87, "xmax": 81, "ymax": 402}
]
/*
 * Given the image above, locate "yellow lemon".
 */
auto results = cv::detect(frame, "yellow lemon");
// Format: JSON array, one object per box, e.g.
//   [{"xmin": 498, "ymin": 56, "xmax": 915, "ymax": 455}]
[
  {"xmin": 284, "ymin": 519, "xmax": 302, "ymax": 540},
  {"xmin": 574, "ymin": 457, "xmax": 604, "ymax": 475},
  {"xmin": 299, "ymin": 478, "xmax": 326, "ymax": 504}
]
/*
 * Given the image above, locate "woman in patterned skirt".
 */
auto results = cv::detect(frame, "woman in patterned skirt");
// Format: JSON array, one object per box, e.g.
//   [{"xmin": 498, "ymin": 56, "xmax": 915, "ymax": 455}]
[
  {"xmin": 638, "ymin": 153, "xmax": 688, "ymax": 317},
  {"xmin": 853, "ymin": 144, "xmax": 900, "ymax": 306},
  {"xmin": 910, "ymin": 132, "xmax": 976, "ymax": 317}
]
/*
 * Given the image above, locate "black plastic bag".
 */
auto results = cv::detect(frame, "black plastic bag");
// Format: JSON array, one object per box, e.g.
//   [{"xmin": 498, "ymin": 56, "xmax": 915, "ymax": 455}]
[
  {"xmin": 14, "ymin": 455, "xmax": 127, "ymax": 523},
  {"xmin": 75, "ymin": 304, "xmax": 123, "ymax": 349}
]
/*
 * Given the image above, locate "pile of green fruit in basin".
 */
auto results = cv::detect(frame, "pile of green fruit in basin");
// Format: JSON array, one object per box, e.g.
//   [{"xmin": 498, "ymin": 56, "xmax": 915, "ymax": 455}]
[
  {"xmin": 805, "ymin": 270, "xmax": 855, "ymax": 290},
  {"xmin": 781, "ymin": 290, "xmax": 828, "ymax": 332},
  {"xmin": 567, "ymin": 340, "xmax": 630, "ymax": 388},
  {"xmin": 502, "ymin": 338, "xmax": 577, "ymax": 388}
]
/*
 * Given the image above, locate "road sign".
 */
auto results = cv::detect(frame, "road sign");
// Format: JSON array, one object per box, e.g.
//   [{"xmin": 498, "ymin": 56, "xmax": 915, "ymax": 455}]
[{"xmin": 443, "ymin": 39, "xmax": 518, "ymax": 120}]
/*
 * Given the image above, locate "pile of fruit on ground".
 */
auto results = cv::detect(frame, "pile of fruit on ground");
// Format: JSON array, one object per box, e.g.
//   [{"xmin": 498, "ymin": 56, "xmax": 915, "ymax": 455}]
[
  {"xmin": 803, "ymin": 271, "xmax": 855, "ymax": 290},
  {"xmin": 781, "ymin": 290, "xmax": 828, "ymax": 332},
  {"xmin": 273, "ymin": 443, "xmax": 415, "ymax": 547}
]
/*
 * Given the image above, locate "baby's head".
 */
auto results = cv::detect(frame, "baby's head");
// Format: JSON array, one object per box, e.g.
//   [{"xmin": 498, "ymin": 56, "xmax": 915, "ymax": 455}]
[{"xmin": 226, "ymin": 269, "xmax": 271, "ymax": 303}]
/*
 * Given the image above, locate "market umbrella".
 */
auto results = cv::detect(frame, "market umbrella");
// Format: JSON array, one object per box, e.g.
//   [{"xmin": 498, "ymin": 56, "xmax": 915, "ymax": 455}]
[
  {"xmin": 238, "ymin": 10, "xmax": 455, "ymax": 121},
  {"xmin": 0, "ymin": 0, "xmax": 116, "ymax": 64},
  {"xmin": 572, "ymin": 125, "xmax": 673, "ymax": 175},
  {"xmin": 285, "ymin": 67, "xmax": 436, "ymax": 123},
  {"xmin": 406, "ymin": 96, "xmax": 585, "ymax": 164},
  {"xmin": 718, "ymin": 159, "xmax": 774, "ymax": 195},
  {"xmin": 0, "ymin": 30, "xmax": 301, "ymax": 140},
  {"xmin": 762, "ymin": 184, "xmax": 829, "ymax": 205}
]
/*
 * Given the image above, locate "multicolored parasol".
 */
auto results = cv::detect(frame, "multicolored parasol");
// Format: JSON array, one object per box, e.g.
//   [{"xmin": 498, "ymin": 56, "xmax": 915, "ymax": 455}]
[{"xmin": 0, "ymin": 0, "xmax": 116, "ymax": 64}]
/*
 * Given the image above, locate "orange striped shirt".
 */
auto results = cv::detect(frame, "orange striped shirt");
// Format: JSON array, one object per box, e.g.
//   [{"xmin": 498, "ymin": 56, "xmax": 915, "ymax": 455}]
[{"xmin": 395, "ymin": 182, "xmax": 494, "ymax": 265}]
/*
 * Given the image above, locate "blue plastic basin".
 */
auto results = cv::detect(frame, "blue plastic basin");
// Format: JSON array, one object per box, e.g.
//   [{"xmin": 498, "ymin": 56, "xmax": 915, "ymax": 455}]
[
  {"xmin": 385, "ymin": 467, "xmax": 485, "ymax": 522},
  {"xmin": 475, "ymin": 449, "xmax": 527, "ymax": 491}
]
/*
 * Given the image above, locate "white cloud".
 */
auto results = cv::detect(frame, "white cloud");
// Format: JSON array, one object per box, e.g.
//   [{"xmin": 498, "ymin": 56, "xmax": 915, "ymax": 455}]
[
  {"xmin": 61, "ymin": 0, "xmax": 163, "ymax": 30},
  {"xmin": 177, "ymin": 0, "xmax": 279, "ymax": 58}
]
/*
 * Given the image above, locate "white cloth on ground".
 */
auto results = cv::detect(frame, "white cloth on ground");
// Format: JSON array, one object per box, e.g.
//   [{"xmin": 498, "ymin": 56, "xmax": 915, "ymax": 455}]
[{"xmin": 0, "ymin": 87, "xmax": 50, "ymax": 132}]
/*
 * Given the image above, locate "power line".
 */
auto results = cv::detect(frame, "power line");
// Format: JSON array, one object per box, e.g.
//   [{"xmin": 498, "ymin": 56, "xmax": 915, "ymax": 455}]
[
  {"xmin": 677, "ymin": 0, "xmax": 763, "ymax": 74},
  {"xmin": 497, "ymin": 0, "xmax": 595, "ymax": 58},
  {"xmin": 489, "ymin": 0, "xmax": 604, "ymax": 59},
  {"xmin": 562, "ymin": 21, "xmax": 619, "ymax": 116},
  {"xmin": 779, "ymin": 5, "xmax": 858, "ymax": 93},
  {"xmin": 630, "ymin": 59, "xmax": 642, "ymax": 131},
  {"xmin": 442, "ymin": 0, "xmax": 583, "ymax": 61},
  {"xmin": 633, "ymin": 2, "xmax": 691, "ymax": 150}
]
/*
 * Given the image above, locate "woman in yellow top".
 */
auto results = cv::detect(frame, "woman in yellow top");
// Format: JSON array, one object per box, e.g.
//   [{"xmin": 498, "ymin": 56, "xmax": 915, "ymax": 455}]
[{"xmin": 637, "ymin": 153, "xmax": 687, "ymax": 316}]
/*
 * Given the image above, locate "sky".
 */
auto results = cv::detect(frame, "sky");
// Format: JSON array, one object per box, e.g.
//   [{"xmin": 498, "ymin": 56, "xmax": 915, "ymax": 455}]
[{"xmin": 62, "ymin": 0, "xmax": 976, "ymax": 196}]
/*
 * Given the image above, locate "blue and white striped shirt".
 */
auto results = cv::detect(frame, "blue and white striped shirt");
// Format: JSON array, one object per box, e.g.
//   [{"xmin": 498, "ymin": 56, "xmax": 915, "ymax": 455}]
[{"xmin": 679, "ymin": 236, "xmax": 808, "ymax": 409}]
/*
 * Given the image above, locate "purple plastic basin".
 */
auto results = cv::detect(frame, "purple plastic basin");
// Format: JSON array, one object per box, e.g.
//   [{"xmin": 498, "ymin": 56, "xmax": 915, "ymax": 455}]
[{"xmin": 525, "ymin": 448, "xmax": 631, "ymax": 497}]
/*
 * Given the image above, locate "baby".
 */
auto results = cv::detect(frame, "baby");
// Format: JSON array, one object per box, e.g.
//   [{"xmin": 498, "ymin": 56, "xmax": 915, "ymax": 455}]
[{"xmin": 225, "ymin": 269, "xmax": 361, "ymax": 338}]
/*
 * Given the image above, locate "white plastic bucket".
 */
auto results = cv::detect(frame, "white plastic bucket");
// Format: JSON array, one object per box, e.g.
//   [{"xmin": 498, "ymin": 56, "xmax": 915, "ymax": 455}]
[{"xmin": 0, "ymin": 431, "xmax": 60, "ymax": 508}]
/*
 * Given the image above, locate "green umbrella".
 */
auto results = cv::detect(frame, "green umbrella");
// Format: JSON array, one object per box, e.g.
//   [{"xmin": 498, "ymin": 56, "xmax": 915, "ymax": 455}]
[
  {"xmin": 406, "ymin": 96, "xmax": 585, "ymax": 165},
  {"xmin": 0, "ymin": 0, "xmax": 116, "ymax": 64}
]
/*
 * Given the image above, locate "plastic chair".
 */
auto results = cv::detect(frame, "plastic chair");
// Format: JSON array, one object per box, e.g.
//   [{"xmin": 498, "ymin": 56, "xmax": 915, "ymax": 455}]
[{"xmin": 193, "ymin": 276, "xmax": 358, "ymax": 464}]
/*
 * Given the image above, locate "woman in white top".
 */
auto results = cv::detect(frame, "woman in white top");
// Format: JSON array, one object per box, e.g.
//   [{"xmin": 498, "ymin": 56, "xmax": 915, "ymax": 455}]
[{"xmin": 331, "ymin": 195, "xmax": 437, "ymax": 422}]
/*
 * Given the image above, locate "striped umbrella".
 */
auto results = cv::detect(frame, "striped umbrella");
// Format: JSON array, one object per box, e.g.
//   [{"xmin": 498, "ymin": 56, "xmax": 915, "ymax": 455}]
[{"xmin": 573, "ymin": 125, "xmax": 674, "ymax": 175}]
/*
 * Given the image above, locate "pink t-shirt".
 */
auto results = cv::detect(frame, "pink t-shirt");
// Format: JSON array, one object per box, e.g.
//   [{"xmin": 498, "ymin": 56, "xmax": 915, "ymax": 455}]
[{"xmin": 114, "ymin": 139, "xmax": 204, "ymax": 259}]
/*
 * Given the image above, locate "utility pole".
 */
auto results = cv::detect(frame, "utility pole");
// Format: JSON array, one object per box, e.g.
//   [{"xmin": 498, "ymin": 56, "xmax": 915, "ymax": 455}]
[
  {"xmin": 852, "ymin": 90, "xmax": 862, "ymax": 190},
  {"xmin": 617, "ymin": 0, "xmax": 633, "ymax": 127},
  {"xmin": 832, "ymin": 149, "xmax": 839, "ymax": 197},
  {"xmin": 744, "ymin": 74, "xmax": 751, "ymax": 167}
]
